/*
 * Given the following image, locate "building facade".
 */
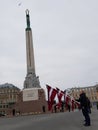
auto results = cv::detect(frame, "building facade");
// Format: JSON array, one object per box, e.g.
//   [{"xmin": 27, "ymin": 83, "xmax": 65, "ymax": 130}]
[
  {"xmin": 0, "ymin": 83, "xmax": 20, "ymax": 115},
  {"xmin": 69, "ymin": 84, "xmax": 98, "ymax": 105}
]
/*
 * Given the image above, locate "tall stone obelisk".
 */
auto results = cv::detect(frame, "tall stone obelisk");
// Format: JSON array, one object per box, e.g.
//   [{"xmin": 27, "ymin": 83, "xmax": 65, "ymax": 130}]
[{"xmin": 24, "ymin": 9, "xmax": 41, "ymax": 88}]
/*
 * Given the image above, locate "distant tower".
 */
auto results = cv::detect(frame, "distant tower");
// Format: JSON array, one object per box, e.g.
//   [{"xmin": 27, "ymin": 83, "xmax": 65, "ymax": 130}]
[{"xmin": 24, "ymin": 9, "xmax": 41, "ymax": 88}]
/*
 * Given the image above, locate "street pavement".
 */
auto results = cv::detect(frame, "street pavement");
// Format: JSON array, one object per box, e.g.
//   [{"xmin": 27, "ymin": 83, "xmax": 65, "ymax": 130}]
[{"xmin": 0, "ymin": 108, "xmax": 98, "ymax": 130}]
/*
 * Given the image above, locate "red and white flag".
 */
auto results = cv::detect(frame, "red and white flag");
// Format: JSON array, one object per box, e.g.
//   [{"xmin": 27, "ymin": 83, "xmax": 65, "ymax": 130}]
[
  {"xmin": 46, "ymin": 84, "xmax": 57, "ymax": 111},
  {"xmin": 46, "ymin": 84, "xmax": 52, "ymax": 110},
  {"xmin": 56, "ymin": 87, "xmax": 64, "ymax": 109},
  {"xmin": 71, "ymin": 99, "xmax": 75, "ymax": 111},
  {"xmin": 65, "ymin": 94, "xmax": 71, "ymax": 108}
]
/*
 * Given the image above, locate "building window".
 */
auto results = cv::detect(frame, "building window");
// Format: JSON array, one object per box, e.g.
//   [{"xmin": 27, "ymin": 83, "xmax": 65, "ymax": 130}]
[{"xmin": 6, "ymin": 105, "xmax": 8, "ymax": 108}]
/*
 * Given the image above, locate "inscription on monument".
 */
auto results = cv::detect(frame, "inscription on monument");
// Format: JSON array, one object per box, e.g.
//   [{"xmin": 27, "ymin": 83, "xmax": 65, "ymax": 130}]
[{"xmin": 23, "ymin": 88, "xmax": 38, "ymax": 101}]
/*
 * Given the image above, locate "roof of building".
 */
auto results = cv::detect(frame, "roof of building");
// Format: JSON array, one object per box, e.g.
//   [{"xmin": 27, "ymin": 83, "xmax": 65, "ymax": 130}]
[
  {"xmin": 71, "ymin": 85, "xmax": 98, "ymax": 89},
  {"xmin": 0, "ymin": 83, "xmax": 20, "ymax": 90}
]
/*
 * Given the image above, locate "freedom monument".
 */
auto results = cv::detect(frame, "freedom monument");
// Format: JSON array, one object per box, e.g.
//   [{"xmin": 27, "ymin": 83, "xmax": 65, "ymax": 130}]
[
  {"xmin": 14, "ymin": 10, "xmax": 47, "ymax": 114},
  {"xmin": 23, "ymin": 9, "xmax": 41, "ymax": 101}
]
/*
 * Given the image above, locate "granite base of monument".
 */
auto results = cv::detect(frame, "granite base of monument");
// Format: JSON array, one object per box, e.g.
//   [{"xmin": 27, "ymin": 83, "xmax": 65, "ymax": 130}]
[{"xmin": 13, "ymin": 88, "xmax": 48, "ymax": 115}]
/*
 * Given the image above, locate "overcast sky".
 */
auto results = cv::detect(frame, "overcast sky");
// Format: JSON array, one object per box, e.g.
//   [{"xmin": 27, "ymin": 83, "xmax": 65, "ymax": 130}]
[{"xmin": 0, "ymin": 0, "xmax": 98, "ymax": 92}]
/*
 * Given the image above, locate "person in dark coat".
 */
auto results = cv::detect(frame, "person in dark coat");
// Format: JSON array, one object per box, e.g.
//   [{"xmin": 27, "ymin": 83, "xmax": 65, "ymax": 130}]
[
  {"xmin": 86, "ymin": 97, "xmax": 92, "ymax": 114},
  {"xmin": 79, "ymin": 91, "xmax": 91, "ymax": 126}
]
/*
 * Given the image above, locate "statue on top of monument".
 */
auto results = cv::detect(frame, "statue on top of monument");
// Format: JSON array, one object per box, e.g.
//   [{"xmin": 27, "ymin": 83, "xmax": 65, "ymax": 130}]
[{"xmin": 26, "ymin": 9, "xmax": 31, "ymax": 29}]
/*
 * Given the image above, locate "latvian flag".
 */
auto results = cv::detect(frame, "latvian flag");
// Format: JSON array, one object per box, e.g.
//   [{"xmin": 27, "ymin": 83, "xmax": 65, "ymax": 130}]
[
  {"xmin": 56, "ymin": 87, "xmax": 64, "ymax": 109},
  {"xmin": 65, "ymin": 94, "xmax": 71, "ymax": 108},
  {"xmin": 46, "ymin": 84, "xmax": 57, "ymax": 111},
  {"xmin": 71, "ymin": 99, "xmax": 75, "ymax": 111}
]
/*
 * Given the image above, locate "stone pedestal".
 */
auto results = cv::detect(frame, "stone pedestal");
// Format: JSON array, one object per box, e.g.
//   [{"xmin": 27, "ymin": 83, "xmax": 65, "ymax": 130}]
[{"xmin": 13, "ymin": 88, "xmax": 48, "ymax": 115}]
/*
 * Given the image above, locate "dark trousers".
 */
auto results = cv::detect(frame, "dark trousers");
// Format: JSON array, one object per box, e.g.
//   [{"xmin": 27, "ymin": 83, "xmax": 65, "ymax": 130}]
[{"xmin": 82, "ymin": 108, "xmax": 91, "ymax": 125}]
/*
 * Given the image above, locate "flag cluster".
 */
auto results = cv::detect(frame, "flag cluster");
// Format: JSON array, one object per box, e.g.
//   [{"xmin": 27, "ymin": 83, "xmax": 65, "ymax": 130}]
[{"xmin": 46, "ymin": 84, "xmax": 80, "ymax": 112}]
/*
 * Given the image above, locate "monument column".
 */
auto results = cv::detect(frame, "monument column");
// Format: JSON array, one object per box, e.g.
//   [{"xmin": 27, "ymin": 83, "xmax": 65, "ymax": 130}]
[
  {"xmin": 14, "ymin": 9, "xmax": 48, "ymax": 115},
  {"xmin": 24, "ymin": 9, "xmax": 41, "ymax": 88}
]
